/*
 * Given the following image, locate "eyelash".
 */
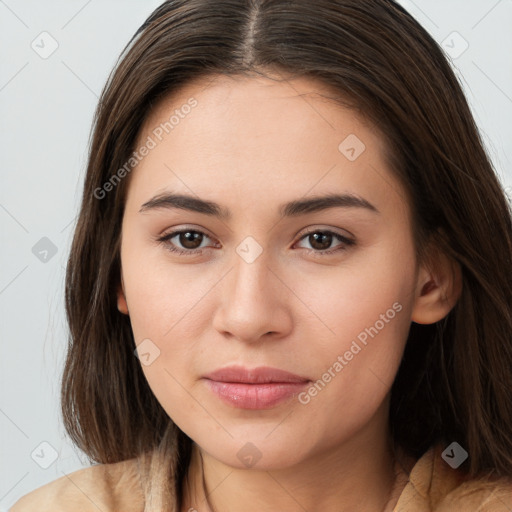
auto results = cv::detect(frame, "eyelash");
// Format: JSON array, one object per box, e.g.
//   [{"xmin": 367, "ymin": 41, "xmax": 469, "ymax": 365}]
[{"xmin": 155, "ymin": 228, "xmax": 356, "ymax": 257}]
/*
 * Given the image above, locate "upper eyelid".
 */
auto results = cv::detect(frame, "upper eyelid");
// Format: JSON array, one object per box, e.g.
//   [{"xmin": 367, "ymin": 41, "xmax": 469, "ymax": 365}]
[
  {"xmin": 159, "ymin": 225, "xmax": 216, "ymax": 241},
  {"xmin": 296, "ymin": 225, "xmax": 354, "ymax": 240}
]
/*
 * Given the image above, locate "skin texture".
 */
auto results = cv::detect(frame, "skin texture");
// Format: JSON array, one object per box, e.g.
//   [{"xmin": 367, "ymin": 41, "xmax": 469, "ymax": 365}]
[{"xmin": 117, "ymin": 74, "xmax": 461, "ymax": 512}]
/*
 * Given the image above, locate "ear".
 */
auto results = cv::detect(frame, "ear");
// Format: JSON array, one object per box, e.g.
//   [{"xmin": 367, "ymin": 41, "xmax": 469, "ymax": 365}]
[
  {"xmin": 411, "ymin": 245, "xmax": 462, "ymax": 325},
  {"xmin": 117, "ymin": 274, "xmax": 129, "ymax": 315}
]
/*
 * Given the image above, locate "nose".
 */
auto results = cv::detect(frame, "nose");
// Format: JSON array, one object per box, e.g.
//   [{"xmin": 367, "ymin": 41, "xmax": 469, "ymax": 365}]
[{"xmin": 212, "ymin": 246, "xmax": 293, "ymax": 344}]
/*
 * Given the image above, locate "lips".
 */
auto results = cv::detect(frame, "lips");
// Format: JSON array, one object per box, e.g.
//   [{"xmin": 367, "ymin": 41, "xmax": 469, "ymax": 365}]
[
  {"xmin": 203, "ymin": 365, "xmax": 310, "ymax": 384},
  {"xmin": 202, "ymin": 365, "xmax": 310, "ymax": 409}
]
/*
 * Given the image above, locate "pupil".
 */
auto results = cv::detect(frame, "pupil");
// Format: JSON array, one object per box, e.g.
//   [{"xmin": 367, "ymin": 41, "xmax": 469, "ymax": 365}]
[
  {"xmin": 180, "ymin": 231, "xmax": 202, "ymax": 249},
  {"xmin": 310, "ymin": 232, "xmax": 332, "ymax": 250}
]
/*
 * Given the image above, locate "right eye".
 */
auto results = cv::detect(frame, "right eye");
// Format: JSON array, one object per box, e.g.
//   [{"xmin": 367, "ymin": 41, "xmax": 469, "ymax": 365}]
[{"xmin": 156, "ymin": 228, "xmax": 219, "ymax": 256}]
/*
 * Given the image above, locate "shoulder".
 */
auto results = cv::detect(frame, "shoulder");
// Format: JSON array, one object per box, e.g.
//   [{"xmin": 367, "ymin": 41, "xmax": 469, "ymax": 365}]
[
  {"xmin": 435, "ymin": 467, "xmax": 512, "ymax": 512},
  {"xmin": 9, "ymin": 457, "xmax": 144, "ymax": 512},
  {"xmin": 396, "ymin": 445, "xmax": 512, "ymax": 511}
]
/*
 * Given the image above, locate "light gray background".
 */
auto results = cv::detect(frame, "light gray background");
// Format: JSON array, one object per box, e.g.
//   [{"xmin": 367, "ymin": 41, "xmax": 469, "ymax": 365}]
[{"xmin": 1, "ymin": 0, "xmax": 511, "ymax": 509}]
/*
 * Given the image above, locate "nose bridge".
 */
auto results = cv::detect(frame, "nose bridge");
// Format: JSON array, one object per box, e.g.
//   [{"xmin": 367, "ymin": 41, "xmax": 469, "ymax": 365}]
[
  {"xmin": 231, "ymin": 244, "xmax": 269, "ymax": 302},
  {"xmin": 212, "ymin": 239, "xmax": 291, "ymax": 342},
  {"xmin": 227, "ymin": 231, "xmax": 276, "ymax": 297}
]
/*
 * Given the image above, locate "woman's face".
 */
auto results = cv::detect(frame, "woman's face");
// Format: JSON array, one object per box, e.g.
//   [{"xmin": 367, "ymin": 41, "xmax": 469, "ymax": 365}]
[{"xmin": 118, "ymin": 73, "xmax": 422, "ymax": 469}]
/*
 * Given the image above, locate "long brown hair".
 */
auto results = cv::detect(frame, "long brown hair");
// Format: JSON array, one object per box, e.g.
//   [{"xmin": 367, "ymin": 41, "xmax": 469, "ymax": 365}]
[{"xmin": 62, "ymin": 0, "xmax": 512, "ymax": 509}]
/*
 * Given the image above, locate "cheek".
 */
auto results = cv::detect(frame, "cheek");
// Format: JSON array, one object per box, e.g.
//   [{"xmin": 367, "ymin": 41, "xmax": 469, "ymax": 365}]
[
  {"xmin": 288, "ymin": 239, "xmax": 415, "ymax": 345},
  {"xmin": 123, "ymin": 264, "xmax": 213, "ymax": 425},
  {"xmin": 288, "ymin": 243, "xmax": 416, "ymax": 405},
  {"xmin": 121, "ymin": 242, "xmax": 216, "ymax": 343},
  {"xmin": 119, "ymin": 242, "xmax": 216, "ymax": 404}
]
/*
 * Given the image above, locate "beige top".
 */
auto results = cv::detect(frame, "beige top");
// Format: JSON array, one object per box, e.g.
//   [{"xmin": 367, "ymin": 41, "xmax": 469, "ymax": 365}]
[{"xmin": 9, "ymin": 445, "xmax": 512, "ymax": 511}]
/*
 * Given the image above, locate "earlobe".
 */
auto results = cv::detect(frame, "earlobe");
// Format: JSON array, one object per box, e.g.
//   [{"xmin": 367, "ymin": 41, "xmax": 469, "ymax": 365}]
[
  {"xmin": 117, "ymin": 275, "xmax": 129, "ymax": 315},
  {"xmin": 411, "ymin": 249, "xmax": 462, "ymax": 325}
]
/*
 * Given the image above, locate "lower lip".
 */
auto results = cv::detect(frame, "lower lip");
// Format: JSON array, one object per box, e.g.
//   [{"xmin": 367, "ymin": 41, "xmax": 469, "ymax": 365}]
[{"xmin": 204, "ymin": 379, "xmax": 309, "ymax": 409}]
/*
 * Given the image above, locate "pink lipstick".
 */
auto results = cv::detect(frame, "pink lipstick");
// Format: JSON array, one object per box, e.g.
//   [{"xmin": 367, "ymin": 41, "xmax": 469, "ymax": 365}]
[{"xmin": 202, "ymin": 365, "xmax": 310, "ymax": 409}]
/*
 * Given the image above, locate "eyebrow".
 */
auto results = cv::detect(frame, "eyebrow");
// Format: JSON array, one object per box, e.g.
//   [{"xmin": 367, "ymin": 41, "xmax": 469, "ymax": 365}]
[{"xmin": 139, "ymin": 192, "xmax": 379, "ymax": 218}]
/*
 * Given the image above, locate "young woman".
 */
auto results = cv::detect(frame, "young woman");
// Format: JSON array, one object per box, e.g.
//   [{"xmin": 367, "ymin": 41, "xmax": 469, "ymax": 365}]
[{"xmin": 11, "ymin": 0, "xmax": 512, "ymax": 511}]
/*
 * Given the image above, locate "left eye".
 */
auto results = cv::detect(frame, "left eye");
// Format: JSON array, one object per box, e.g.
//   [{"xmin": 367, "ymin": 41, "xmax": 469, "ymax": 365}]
[{"xmin": 294, "ymin": 230, "xmax": 355, "ymax": 254}]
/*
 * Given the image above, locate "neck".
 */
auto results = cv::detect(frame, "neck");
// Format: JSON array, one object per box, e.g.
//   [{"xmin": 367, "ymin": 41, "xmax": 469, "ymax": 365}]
[{"xmin": 181, "ymin": 406, "xmax": 412, "ymax": 512}]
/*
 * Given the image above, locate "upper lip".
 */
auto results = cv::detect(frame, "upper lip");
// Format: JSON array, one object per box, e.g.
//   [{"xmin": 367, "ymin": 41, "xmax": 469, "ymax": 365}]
[{"xmin": 203, "ymin": 365, "xmax": 310, "ymax": 384}]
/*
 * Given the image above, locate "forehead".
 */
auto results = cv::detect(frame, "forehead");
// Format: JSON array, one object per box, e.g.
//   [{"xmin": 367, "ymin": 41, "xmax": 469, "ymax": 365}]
[
  {"xmin": 125, "ymin": 73, "xmax": 405, "ymax": 219},
  {"xmin": 139, "ymin": 72, "xmax": 377, "ymax": 147}
]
